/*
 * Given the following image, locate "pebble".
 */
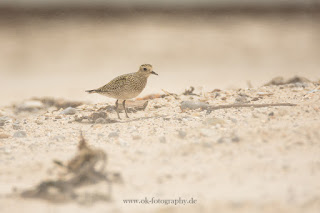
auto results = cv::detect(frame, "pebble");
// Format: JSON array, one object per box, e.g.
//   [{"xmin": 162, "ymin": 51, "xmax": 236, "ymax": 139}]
[
  {"xmin": 159, "ymin": 136, "xmax": 167, "ymax": 143},
  {"xmin": 95, "ymin": 118, "xmax": 107, "ymax": 124},
  {"xmin": 91, "ymin": 112, "xmax": 108, "ymax": 122},
  {"xmin": 231, "ymin": 136, "xmax": 240, "ymax": 142},
  {"xmin": 251, "ymin": 97, "xmax": 261, "ymax": 101},
  {"xmin": 0, "ymin": 116, "xmax": 11, "ymax": 126},
  {"xmin": 13, "ymin": 131, "xmax": 27, "ymax": 138},
  {"xmin": 217, "ymin": 137, "xmax": 225, "ymax": 143},
  {"xmin": 203, "ymin": 117, "xmax": 225, "ymax": 126},
  {"xmin": 252, "ymin": 113, "xmax": 259, "ymax": 118},
  {"xmin": 268, "ymin": 112, "xmax": 274, "ymax": 116},
  {"xmin": 0, "ymin": 133, "xmax": 10, "ymax": 139},
  {"xmin": 178, "ymin": 130, "xmax": 187, "ymax": 139},
  {"xmin": 235, "ymin": 96, "xmax": 248, "ymax": 104},
  {"xmin": 132, "ymin": 134, "xmax": 141, "ymax": 140},
  {"xmin": 257, "ymin": 92, "xmax": 273, "ymax": 96},
  {"xmin": 199, "ymin": 128, "xmax": 212, "ymax": 137},
  {"xmin": 35, "ymin": 120, "xmax": 43, "ymax": 125},
  {"xmin": 180, "ymin": 101, "xmax": 209, "ymax": 111},
  {"xmin": 109, "ymin": 132, "xmax": 119, "ymax": 138},
  {"xmin": 293, "ymin": 82, "xmax": 308, "ymax": 88},
  {"xmin": 119, "ymin": 138, "xmax": 129, "ymax": 147},
  {"xmin": 51, "ymin": 135, "xmax": 66, "ymax": 142},
  {"xmin": 12, "ymin": 123, "xmax": 22, "ymax": 130},
  {"xmin": 60, "ymin": 107, "xmax": 77, "ymax": 115}
]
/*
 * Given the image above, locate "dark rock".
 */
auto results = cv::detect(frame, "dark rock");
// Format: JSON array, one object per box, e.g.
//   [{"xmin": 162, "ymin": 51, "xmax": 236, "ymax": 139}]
[{"xmin": 268, "ymin": 112, "xmax": 274, "ymax": 116}]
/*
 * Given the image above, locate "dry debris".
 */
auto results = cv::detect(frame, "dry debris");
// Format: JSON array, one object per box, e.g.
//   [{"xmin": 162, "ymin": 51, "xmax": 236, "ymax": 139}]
[
  {"xmin": 264, "ymin": 76, "xmax": 311, "ymax": 86},
  {"xmin": 21, "ymin": 132, "xmax": 122, "ymax": 204},
  {"xmin": 183, "ymin": 86, "xmax": 199, "ymax": 96},
  {"xmin": 161, "ymin": 89, "xmax": 180, "ymax": 100},
  {"xmin": 32, "ymin": 97, "xmax": 84, "ymax": 109}
]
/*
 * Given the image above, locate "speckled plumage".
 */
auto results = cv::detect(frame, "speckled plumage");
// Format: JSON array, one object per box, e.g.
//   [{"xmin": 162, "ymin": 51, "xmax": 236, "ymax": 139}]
[
  {"xmin": 86, "ymin": 64, "xmax": 158, "ymax": 119},
  {"xmin": 93, "ymin": 72, "xmax": 148, "ymax": 100}
]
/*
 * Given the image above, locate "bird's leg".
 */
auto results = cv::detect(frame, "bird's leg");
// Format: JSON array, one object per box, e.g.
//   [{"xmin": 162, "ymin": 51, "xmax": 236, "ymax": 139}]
[
  {"xmin": 115, "ymin": 100, "xmax": 121, "ymax": 119},
  {"xmin": 123, "ymin": 100, "xmax": 129, "ymax": 118}
]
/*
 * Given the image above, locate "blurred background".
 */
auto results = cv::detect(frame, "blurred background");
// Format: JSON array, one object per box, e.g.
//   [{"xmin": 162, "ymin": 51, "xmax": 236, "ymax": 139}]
[{"xmin": 0, "ymin": 0, "xmax": 319, "ymax": 105}]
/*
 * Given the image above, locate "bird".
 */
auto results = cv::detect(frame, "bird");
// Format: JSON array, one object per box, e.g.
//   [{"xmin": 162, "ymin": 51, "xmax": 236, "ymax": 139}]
[{"xmin": 86, "ymin": 64, "xmax": 158, "ymax": 119}]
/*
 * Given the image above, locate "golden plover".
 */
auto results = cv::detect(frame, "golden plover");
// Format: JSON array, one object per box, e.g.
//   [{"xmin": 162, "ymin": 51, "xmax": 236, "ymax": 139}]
[{"xmin": 86, "ymin": 64, "xmax": 158, "ymax": 119}]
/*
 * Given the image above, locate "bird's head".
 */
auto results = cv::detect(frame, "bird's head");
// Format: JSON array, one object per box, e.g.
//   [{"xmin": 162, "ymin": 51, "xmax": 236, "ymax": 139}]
[{"xmin": 138, "ymin": 64, "xmax": 158, "ymax": 77}]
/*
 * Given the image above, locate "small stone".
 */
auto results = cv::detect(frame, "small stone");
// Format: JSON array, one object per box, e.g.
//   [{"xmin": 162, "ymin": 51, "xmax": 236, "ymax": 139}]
[
  {"xmin": 12, "ymin": 123, "xmax": 22, "ymax": 130},
  {"xmin": 60, "ymin": 107, "xmax": 77, "ymax": 115},
  {"xmin": 51, "ymin": 135, "xmax": 65, "ymax": 142},
  {"xmin": 199, "ymin": 128, "xmax": 212, "ymax": 137},
  {"xmin": 0, "ymin": 133, "xmax": 10, "ymax": 139},
  {"xmin": 252, "ymin": 113, "xmax": 259, "ymax": 118},
  {"xmin": 132, "ymin": 134, "xmax": 141, "ymax": 140},
  {"xmin": 217, "ymin": 137, "xmax": 225, "ymax": 143},
  {"xmin": 95, "ymin": 118, "xmax": 107, "ymax": 124},
  {"xmin": 119, "ymin": 138, "xmax": 129, "ymax": 146},
  {"xmin": 294, "ymin": 82, "xmax": 308, "ymax": 88},
  {"xmin": 268, "ymin": 112, "xmax": 274, "ymax": 116},
  {"xmin": 55, "ymin": 116, "xmax": 62, "ymax": 119},
  {"xmin": 235, "ymin": 96, "xmax": 248, "ymax": 104},
  {"xmin": 13, "ymin": 131, "xmax": 27, "ymax": 138},
  {"xmin": 108, "ymin": 132, "xmax": 119, "ymax": 138},
  {"xmin": 35, "ymin": 120, "xmax": 43, "ymax": 125},
  {"xmin": 257, "ymin": 92, "xmax": 273, "ymax": 96},
  {"xmin": 202, "ymin": 142, "xmax": 212, "ymax": 148},
  {"xmin": 159, "ymin": 136, "xmax": 166, "ymax": 143},
  {"xmin": 251, "ymin": 97, "xmax": 260, "ymax": 101},
  {"xmin": 91, "ymin": 112, "xmax": 108, "ymax": 122},
  {"xmin": 203, "ymin": 117, "xmax": 225, "ymax": 126},
  {"xmin": 0, "ymin": 116, "xmax": 11, "ymax": 126},
  {"xmin": 231, "ymin": 136, "xmax": 240, "ymax": 143},
  {"xmin": 229, "ymin": 118, "xmax": 237, "ymax": 123},
  {"xmin": 180, "ymin": 101, "xmax": 209, "ymax": 111},
  {"xmin": 178, "ymin": 130, "xmax": 187, "ymax": 139}
]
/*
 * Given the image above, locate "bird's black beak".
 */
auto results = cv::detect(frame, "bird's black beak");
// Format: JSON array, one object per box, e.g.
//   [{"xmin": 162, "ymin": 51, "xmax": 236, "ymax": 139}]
[{"xmin": 151, "ymin": 71, "xmax": 158, "ymax": 75}]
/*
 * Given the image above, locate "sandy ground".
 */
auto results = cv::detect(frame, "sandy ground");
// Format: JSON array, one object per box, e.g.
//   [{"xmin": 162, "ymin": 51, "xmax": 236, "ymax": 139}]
[
  {"xmin": 0, "ymin": 12, "xmax": 320, "ymax": 213},
  {"xmin": 1, "ymin": 78, "xmax": 320, "ymax": 213}
]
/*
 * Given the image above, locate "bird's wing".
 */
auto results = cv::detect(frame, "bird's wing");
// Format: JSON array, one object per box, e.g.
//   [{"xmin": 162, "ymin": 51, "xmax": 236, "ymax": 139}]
[{"xmin": 96, "ymin": 74, "xmax": 129, "ymax": 92}]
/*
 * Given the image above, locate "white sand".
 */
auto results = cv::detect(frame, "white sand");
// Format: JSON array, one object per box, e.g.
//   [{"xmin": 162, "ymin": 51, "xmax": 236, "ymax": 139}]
[{"xmin": 1, "ymin": 81, "xmax": 320, "ymax": 213}]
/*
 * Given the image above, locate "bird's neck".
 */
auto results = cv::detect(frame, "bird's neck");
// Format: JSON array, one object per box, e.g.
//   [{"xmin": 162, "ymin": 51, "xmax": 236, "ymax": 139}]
[{"xmin": 136, "ymin": 71, "xmax": 149, "ymax": 79}]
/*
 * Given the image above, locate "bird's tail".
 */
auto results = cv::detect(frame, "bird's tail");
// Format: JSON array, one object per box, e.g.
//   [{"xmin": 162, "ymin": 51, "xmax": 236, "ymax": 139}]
[{"xmin": 86, "ymin": 89, "xmax": 97, "ymax": 94}]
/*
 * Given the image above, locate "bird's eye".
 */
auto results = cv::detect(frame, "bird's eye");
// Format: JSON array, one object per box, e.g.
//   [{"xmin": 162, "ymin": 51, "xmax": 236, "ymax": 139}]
[{"xmin": 143, "ymin": 68, "xmax": 147, "ymax": 71}]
